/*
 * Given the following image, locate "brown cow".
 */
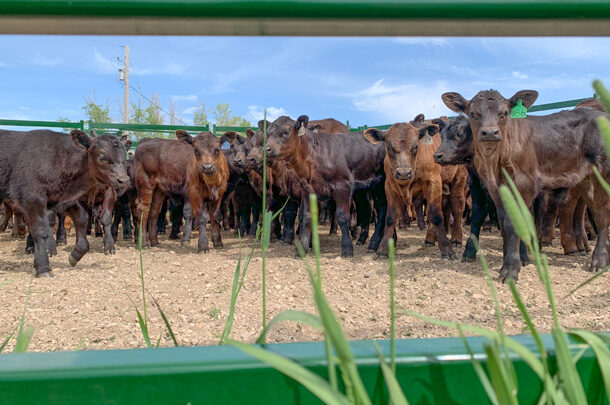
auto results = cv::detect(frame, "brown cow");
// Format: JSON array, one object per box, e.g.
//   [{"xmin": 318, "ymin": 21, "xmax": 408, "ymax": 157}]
[
  {"xmin": 442, "ymin": 89, "xmax": 609, "ymax": 280},
  {"xmin": 364, "ymin": 122, "xmax": 456, "ymax": 259},
  {"xmin": 307, "ymin": 118, "xmax": 349, "ymax": 134},
  {"xmin": 134, "ymin": 130, "xmax": 229, "ymax": 253}
]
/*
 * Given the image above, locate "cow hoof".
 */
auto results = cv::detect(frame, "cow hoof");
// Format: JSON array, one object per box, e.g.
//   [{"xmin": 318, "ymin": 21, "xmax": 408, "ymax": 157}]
[
  {"xmin": 424, "ymin": 241, "xmax": 435, "ymax": 247},
  {"xmin": 375, "ymin": 251, "xmax": 388, "ymax": 259},
  {"xmin": 461, "ymin": 255, "xmax": 476, "ymax": 263},
  {"xmin": 329, "ymin": 230, "xmax": 337, "ymax": 235},
  {"xmin": 578, "ymin": 250, "xmax": 588, "ymax": 257},
  {"xmin": 25, "ymin": 247, "xmax": 34, "ymax": 255},
  {"xmin": 69, "ymin": 254, "xmax": 80, "ymax": 267},
  {"xmin": 501, "ymin": 274, "xmax": 518, "ymax": 284},
  {"xmin": 95, "ymin": 232, "xmax": 103, "ymax": 238},
  {"xmin": 36, "ymin": 271, "xmax": 54, "ymax": 278},
  {"xmin": 564, "ymin": 250, "xmax": 579, "ymax": 256},
  {"xmin": 213, "ymin": 242, "xmax": 223, "ymax": 248},
  {"xmin": 540, "ymin": 241, "xmax": 551, "ymax": 247},
  {"xmin": 56, "ymin": 240, "xmax": 66, "ymax": 246},
  {"xmin": 451, "ymin": 241, "xmax": 461, "ymax": 247},
  {"xmin": 356, "ymin": 240, "xmax": 366, "ymax": 246},
  {"xmin": 499, "ymin": 267, "xmax": 519, "ymax": 283},
  {"xmin": 157, "ymin": 230, "xmax": 166, "ymax": 235},
  {"xmin": 443, "ymin": 252, "xmax": 457, "ymax": 261},
  {"xmin": 198, "ymin": 248, "xmax": 210, "ymax": 254},
  {"xmin": 104, "ymin": 249, "xmax": 116, "ymax": 255}
]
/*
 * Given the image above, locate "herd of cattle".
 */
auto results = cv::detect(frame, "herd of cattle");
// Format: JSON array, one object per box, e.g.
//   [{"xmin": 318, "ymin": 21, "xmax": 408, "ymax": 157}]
[{"xmin": 0, "ymin": 89, "xmax": 608, "ymax": 283}]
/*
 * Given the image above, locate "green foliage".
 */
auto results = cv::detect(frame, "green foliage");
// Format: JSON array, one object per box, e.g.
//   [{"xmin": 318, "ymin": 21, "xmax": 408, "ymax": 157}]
[
  {"xmin": 130, "ymin": 94, "xmax": 165, "ymax": 139},
  {"xmin": 212, "ymin": 103, "xmax": 251, "ymax": 126},
  {"xmin": 192, "ymin": 102, "xmax": 210, "ymax": 126},
  {"xmin": 57, "ymin": 116, "xmax": 74, "ymax": 133},
  {"xmin": 83, "ymin": 94, "xmax": 112, "ymax": 132}
]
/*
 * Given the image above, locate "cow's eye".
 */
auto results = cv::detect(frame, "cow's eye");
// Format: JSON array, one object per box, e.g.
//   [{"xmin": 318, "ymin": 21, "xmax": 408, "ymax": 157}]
[
  {"xmin": 194, "ymin": 148, "xmax": 201, "ymax": 157},
  {"xmin": 283, "ymin": 130, "xmax": 291, "ymax": 138},
  {"xmin": 469, "ymin": 112, "xmax": 478, "ymax": 119},
  {"xmin": 411, "ymin": 145, "xmax": 418, "ymax": 154},
  {"xmin": 214, "ymin": 147, "xmax": 220, "ymax": 155},
  {"xmin": 499, "ymin": 110, "xmax": 509, "ymax": 118},
  {"xmin": 98, "ymin": 154, "xmax": 106, "ymax": 162}
]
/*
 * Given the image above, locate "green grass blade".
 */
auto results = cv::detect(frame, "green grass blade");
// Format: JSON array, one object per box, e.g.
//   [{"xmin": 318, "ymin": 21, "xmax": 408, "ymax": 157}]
[
  {"xmin": 373, "ymin": 342, "xmax": 409, "ymax": 405},
  {"xmin": 404, "ymin": 310, "xmax": 546, "ymax": 379},
  {"xmin": 501, "ymin": 169, "xmax": 536, "ymax": 243},
  {"xmin": 229, "ymin": 340, "xmax": 351, "ymax": 405},
  {"xmin": 221, "ymin": 235, "xmax": 245, "ymax": 344},
  {"xmin": 484, "ymin": 342, "xmax": 518, "ymax": 405},
  {"xmin": 13, "ymin": 326, "xmax": 34, "ymax": 353},
  {"xmin": 256, "ymin": 310, "xmax": 323, "ymax": 344},
  {"xmin": 593, "ymin": 79, "xmax": 610, "ymax": 114},
  {"xmin": 0, "ymin": 329, "xmax": 15, "ymax": 353},
  {"xmin": 75, "ymin": 337, "xmax": 87, "ymax": 351},
  {"xmin": 271, "ymin": 196, "xmax": 290, "ymax": 222},
  {"xmin": 551, "ymin": 327, "xmax": 588, "ymax": 405},
  {"xmin": 133, "ymin": 304, "xmax": 152, "ymax": 348},
  {"xmin": 151, "ymin": 294, "xmax": 179, "ymax": 347},
  {"xmin": 568, "ymin": 330, "xmax": 610, "ymax": 397},
  {"xmin": 596, "ymin": 116, "xmax": 610, "ymax": 158},
  {"xmin": 564, "ymin": 267, "xmax": 608, "ymax": 298},
  {"xmin": 457, "ymin": 326, "xmax": 499, "ymax": 405},
  {"xmin": 594, "ymin": 332, "xmax": 610, "ymax": 346},
  {"xmin": 593, "ymin": 166, "xmax": 610, "ymax": 196},
  {"xmin": 499, "ymin": 185, "xmax": 532, "ymax": 246}
]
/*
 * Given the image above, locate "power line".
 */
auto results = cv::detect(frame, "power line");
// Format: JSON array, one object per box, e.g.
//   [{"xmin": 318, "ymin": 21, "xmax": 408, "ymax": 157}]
[{"xmin": 129, "ymin": 84, "xmax": 188, "ymax": 126}]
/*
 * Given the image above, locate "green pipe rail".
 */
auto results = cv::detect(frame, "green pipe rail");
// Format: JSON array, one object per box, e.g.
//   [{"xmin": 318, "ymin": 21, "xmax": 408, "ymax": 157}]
[
  {"xmin": 0, "ymin": 334, "xmax": 606, "ymax": 404},
  {"xmin": 2, "ymin": 1, "xmax": 610, "ymax": 36}
]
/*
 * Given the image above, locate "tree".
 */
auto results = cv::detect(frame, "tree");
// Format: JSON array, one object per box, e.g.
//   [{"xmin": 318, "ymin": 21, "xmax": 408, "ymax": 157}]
[
  {"xmin": 83, "ymin": 95, "xmax": 111, "ymax": 123},
  {"xmin": 193, "ymin": 102, "xmax": 209, "ymax": 127},
  {"xmin": 212, "ymin": 103, "xmax": 251, "ymax": 127},
  {"xmin": 130, "ymin": 94, "xmax": 165, "ymax": 139}
]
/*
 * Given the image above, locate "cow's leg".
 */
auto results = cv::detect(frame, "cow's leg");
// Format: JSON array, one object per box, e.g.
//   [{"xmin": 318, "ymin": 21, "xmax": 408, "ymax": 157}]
[
  {"xmin": 282, "ymin": 197, "xmax": 298, "ymax": 244},
  {"xmin": 237, "ymin": 203, "xmax": 249, "ymax": 237},
  {"xmin": 587, "ymin": 183, "xmax": 609, "ymax": 272},
  {"xmin": 328, "ymin": 199, "xmax": 337, "ymax": 235},
  {"xmin": 181, "ymin": 200, "xmax": 194, "ymax": 245},
  {"xmin": 368, "ymin": 186, "xmax": 387, "ymax": 252},
  {"xmin": 0, "ymin": 203, "xmax": 9, "ymax": 232},
  {"xmin": 354, "ymin": 190, "xmax": 371, "ymax": 245},
  {"xmin": 497, "ymin": 207, "xmax": 523, "ymax": 282},
  {"xmin": 169, "ymin": 198, "xmax": 183, "ymax": 240},
  {"xmin": 65, "ymin": 202, "xmax": 90, "ymax": 268},
  {"xmin": 426, "ymin": 181, "xmax": 455, "ymax": 260},
  {"xmin": 296, "ymin": 195, "xmax": 312, "ymax": 256},
  {"xmin": 100, "ymin": 187, "xmax": 117, "ymax": 254},
  {"xmin": 135, "ymin": 188, "xmax": 153, "ymax": 247},
  {"xmin": 56, "ymin": 212, "xmax": 67, "ymax": 246},
  {"xmin": 573, "ymin": 197, "xmax": 589, "ymax": 254},
  {"xmin": 25, "ymin": 232, "xmax": 34, "ymax": 254},
  {"xmin": 94, "ymin": 207, "xmax": 103, "ymax": 238},
  {"xmin": 157, "ymin": 197, "xmax": 168, "ymax": 235},
  {"xmin": 249, "ymin": 204, "xmax": 261, "ymax": 236},
  {"xmin": 197, "ymin": 205, "xmax": 211, "ymax": 253},
  {"xmin": 398, "ymin": 202, "xmax": 410, "ymax": 229},
  {"xmin": 146, "ymin": 189, "xmax": 165, "ymax": 247},
  {"xmin": 25, "ymin": 205, "xmax": 54, "ymax": 277},
  {"xmin": 413, "ymin": 192, "xmax": 426, "ymax": 230},
  {"xmin": 46, "ymin": 210, "xmax": 57, "ymax": 256},
  {"xmin": 210, "ymin": 200, "xmax": 224, "ymax": 248},
  {"xmin": 450, "ymin": 186, "xmax": 465, "ymax": 246},
  {"xmin": 376, "ymin": 198, "xmax": 398, "ymax": 257},
  {"xmin": 111, "ymin": 203, "xmax": 121, "ymax": 242},
  {"xmin": 558, "ymin": 194, "xmax": 578, "ymax": 255},
  {"xmin": 463, "ymin": 175, "xmax": 491, "ymax": 262},
  {"xmin": 333, "ymin": 186, "xmax": 354, "ymax": 258}
]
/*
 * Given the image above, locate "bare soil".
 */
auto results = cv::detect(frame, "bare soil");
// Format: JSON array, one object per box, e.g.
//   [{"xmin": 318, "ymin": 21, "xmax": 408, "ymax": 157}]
[{"xmin": 0, "ymin": 224, "xmax": 607, "ymax": 352}]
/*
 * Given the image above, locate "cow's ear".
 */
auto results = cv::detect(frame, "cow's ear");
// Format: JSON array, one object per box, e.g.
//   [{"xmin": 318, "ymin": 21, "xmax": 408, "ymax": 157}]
[
  {"xmin": 431, "ymin": 118, "xmax": 448, "ymax": 132},
  {"xmin": 295, "ymin": 115, "xmax": 309, "ymax": 136},
  {"xmin": 364, "ymin": 128, "xmax": 386, "ymax": 144},
  {"xmin": 418, "ymin": 124, "xmax": 439, "ymax": 140},
  {"xmin": 413, "ymin": 114, "xmax": 425, "ymax": 123},
  {"xmin": 245, "ymin": 128, "xmax": 255, "ymax": 139},
  {"xmin": 90, "ymin": 131, "xmax": 98, "ymax": 137},
  {"xmin": 258, "ymin": 120, "xmax": 270, "ymax": 131},
  {"xmin": 442, "ymin": 92, "xmax": 469, "ymax": 113},
  {"xmin": 71, "ymin": 129, "xmax": 91, "ymax": 149},
  {"xmin": 509, "ymin": 90, "xmax": 538, "ymax": 109},
  {"xmin": 309, "ymin": 124, "xmax": 322, "ymax": 133},
  {"xmin": 120, "ymin": 134, "xmax": 132, "ymax": 150},
  {"xmin": 176, "ymin": 130, "xmax": 193, "ymax": 144},
  {"xmin": 223, "ymin": 131, "xmax": 238, "ymax": 145}
]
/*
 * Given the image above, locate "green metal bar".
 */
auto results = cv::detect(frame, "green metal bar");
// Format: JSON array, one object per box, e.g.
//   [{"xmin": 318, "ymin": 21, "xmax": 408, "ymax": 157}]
[
  {"xmin": 0, "ymin": 119, "xmax": 82, "ymax": 129},
  {"xmin": 0, "ymin": 335, "xmax": 605, "ymax": 404},
  {"xmin": 528, "ymin": 97, "xmax": 592, "ymax": 112},
  {"xmin": 1, "ymin": 1, "xmax": 610, "ymax": 20},
  {"xmin": 88, "ymin": 122, "xmax": 209, "ymax": 132},
  {"xmin": 215, "ymin": 126, "xmax": 259, "ymax": 133}
]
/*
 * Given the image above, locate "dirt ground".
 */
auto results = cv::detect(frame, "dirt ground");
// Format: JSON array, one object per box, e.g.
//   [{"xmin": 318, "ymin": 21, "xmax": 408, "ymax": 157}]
[{"xmin": 0, "ymin": 223, "xmax": 607, "ymax": 352}]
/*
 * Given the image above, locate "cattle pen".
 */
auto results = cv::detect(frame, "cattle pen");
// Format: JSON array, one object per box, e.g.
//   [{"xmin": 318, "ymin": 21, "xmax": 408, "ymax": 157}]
[{"xmin": 0, "ymin": 1, "xmax": 609, "ymax": 405}]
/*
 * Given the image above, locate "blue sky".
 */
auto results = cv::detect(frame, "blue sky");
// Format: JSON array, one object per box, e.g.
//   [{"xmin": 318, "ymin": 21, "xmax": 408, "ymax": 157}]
[{"xmin": 1, "ymin": 36, "xmax": 609, "ymax": 128}]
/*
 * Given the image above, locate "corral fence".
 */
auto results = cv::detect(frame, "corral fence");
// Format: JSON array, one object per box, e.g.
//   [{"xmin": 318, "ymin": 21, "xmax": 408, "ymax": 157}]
[{"xmin": 0, "ymin": 96, "xmax": 596, "ymax": 146}]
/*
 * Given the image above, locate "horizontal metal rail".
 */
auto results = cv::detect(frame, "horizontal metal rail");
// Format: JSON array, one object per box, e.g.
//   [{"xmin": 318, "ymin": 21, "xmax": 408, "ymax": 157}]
[
  {"xmin": 0, "ymin": 119, "xmax": 85, "ymax": 130},
  {"xmin": 0, "ymin": 334, "xmax": 605, "ymax": 404}
]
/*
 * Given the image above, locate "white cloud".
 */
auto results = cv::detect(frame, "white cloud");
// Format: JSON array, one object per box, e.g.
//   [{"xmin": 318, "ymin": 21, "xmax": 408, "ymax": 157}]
[
  {"xmin": 351, "ymin": 79, "xmax": 453, "ymax": 122},
  {"xmin": 394, "ymin": 37, "xmax": 449, "ymax": 47},
  {"xmin": 93, "ymin": 48, "xmax": 116, "ymax": 74},
  {"xmin": 512, "ymin": 71, "xmax": 528, "ymax": 79},
  {"xmin": 18, "ymin": 106, "xmax": 29, "ymax": 111},
  {"xmin": 171, "ymin": 94, "xmax": 198, "ymax": 102},
  {"xmin": 246, "ymin": 106, "xmax": 288, "ymax": 122},
  {"xmin": 31, "ymin": 54, "xmax": 62, "ymax": 67},
  {"xmin": 183, "ymin": 106, "xmax": 200, "ymax": 115}
]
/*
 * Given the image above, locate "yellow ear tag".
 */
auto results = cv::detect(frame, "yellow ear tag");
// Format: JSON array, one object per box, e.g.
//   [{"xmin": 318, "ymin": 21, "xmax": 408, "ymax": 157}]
[{"xmin": 421, "ymin": 134, "xmax": 433, "ymax": 145}]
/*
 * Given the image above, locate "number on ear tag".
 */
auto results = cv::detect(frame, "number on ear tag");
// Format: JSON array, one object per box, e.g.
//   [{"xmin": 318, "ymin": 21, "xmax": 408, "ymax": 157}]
[
  {"xmin": 421, "ymin": 134, "xmax": 433, "ymax": 145},
  {"xmin": 511, "ymin": 99, "xmax": 527, "ymax": 119}
]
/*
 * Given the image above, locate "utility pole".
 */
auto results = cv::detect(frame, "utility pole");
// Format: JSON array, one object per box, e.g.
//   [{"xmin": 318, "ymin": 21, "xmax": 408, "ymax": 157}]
[{"xmin": 119, "ymin": 45, "xmax": 130, "ymax": 124}]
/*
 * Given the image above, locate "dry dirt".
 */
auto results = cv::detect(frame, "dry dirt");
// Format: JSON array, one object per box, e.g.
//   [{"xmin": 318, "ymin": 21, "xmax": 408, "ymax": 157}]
[{"xmin": 0, "ymin": 224, "xmax": 607, "ymax": 352}]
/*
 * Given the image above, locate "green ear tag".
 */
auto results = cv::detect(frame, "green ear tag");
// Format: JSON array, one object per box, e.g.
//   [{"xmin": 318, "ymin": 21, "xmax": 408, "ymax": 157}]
[{"xmin": 510, "ymin": 99, "xmax": 527, "ymax": 119}]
